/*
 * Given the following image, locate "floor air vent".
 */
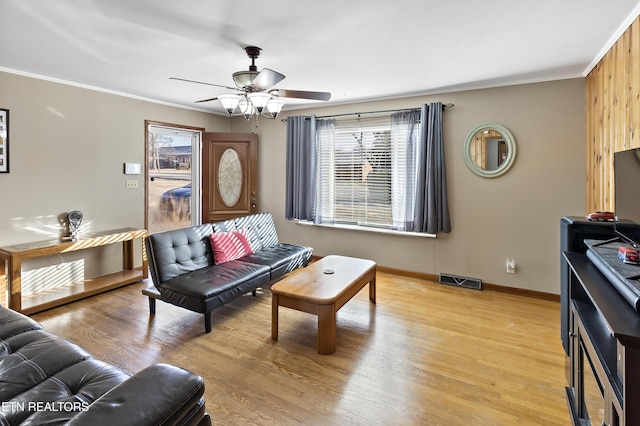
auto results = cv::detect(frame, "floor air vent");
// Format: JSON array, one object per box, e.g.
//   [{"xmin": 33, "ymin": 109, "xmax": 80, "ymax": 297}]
[{"xmin": 439, "ymin": 273, "xmax": 482, "ymax": 290}]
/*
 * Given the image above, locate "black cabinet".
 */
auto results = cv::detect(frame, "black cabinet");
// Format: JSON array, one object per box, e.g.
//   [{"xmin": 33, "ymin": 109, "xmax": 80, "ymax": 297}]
[
  {"xmin": 561, "ymin": 216, "xmax": 618, "ymax": 355},
  {"xmin": 564, "ymin": 251, "xmax": 640, "ymax": 425}
]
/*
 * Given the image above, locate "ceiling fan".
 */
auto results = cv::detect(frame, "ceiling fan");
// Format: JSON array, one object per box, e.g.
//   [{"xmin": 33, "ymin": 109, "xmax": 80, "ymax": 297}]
[{"xmin": 170, "ymin": 46, "xmax": 331, "ymax": 119}]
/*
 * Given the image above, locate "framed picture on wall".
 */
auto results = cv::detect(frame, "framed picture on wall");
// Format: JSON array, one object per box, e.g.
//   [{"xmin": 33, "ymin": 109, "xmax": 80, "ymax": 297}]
[{"xmin": 0, "ymin": 109, "xmax": 8, "ymax": 173}]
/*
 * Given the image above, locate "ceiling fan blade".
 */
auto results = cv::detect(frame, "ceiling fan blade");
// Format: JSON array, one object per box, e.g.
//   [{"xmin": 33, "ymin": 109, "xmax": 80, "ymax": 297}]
[
  {"xmin": 272, "ymin": 89, "xmax": 331, "ymax": 101},
  {"xmin": 195, "ymin": 97, "xmax": 219, "ymax": 103},
  {"xmin": 170, "ymin": 77, "xmax": 238, "ymax": 91},
  {"xmin": 251, "ymin": 68, "xmax": 285, "ymax": 90}
]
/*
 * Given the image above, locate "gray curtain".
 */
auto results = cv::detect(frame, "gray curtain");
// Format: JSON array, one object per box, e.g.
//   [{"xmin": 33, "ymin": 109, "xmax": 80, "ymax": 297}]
[
  {"xmin": 413, "ymin": 102, "xmax": 451, "ymax": 233},
  {"xmin": 285, "ymin": 116, "xmax": 316, "ymax": 220},
  {"xmin": 286, "ymin": 105, "xmax": 450, "ymax": 234}
]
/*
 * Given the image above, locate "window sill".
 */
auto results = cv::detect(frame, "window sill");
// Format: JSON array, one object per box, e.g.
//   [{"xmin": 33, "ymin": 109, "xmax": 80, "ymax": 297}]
[{"xmin": 294, "ymin": 220, "xmax": 436, "ymax": 238}]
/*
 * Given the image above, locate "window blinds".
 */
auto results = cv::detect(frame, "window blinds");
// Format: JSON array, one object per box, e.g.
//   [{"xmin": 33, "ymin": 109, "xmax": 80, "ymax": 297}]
[{"xmin": 315, "ymin": 116, "xmax": 419, "ymax": 230}]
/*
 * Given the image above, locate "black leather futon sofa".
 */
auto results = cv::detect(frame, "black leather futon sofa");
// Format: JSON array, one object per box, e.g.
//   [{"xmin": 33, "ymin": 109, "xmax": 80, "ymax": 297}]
[
  {"xmin": 0, "ymin": 304, "xmax": 210, "ymax": 425},
  {"xmin": 144, "ymin": 213, "xmax": 312, "ymax": 333}
]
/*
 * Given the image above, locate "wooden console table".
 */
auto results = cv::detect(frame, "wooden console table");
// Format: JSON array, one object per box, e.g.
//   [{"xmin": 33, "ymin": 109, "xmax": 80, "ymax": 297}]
[{"xmin": 0, "ymin": 228, "xmax": 147, "ymax": 314}]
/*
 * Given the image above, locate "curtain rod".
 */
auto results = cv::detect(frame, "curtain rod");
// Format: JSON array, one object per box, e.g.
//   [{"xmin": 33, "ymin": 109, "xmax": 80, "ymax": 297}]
[{"xmin": 280, "ymin": 103, "xmax": 454, "ymax": 122}]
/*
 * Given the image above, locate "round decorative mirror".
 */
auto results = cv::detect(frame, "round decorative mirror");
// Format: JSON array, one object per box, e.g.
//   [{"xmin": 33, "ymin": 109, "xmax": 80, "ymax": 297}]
[{"xmin": 463, "ymin": 122, "xmax": 516, "ymax": 178}]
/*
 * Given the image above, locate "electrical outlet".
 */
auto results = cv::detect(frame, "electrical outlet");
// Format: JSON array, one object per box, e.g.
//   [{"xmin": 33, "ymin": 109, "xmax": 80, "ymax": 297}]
[
  {"xmin": 126, "ymin": 179, "xmax": 138, "ymax": 189},
  {"xmin": 506, "ymin": 258, "xmax": 516, "ymax": 273}
]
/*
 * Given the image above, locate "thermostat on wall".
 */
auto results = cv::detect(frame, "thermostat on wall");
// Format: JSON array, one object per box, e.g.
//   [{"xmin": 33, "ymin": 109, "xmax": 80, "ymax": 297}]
[{"xmin": 124, "ymin": 163, "xmax": 141, "ymax": 175}]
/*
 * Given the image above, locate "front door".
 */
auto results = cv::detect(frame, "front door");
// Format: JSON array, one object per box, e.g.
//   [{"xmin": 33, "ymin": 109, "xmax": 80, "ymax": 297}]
[
  {"xmin": 146, "ymin": 121, "xmax": 203, "ymax": 233},
  {"xmin": 202, "ymin": 132, "xmax": 258, "ymax": 222}
]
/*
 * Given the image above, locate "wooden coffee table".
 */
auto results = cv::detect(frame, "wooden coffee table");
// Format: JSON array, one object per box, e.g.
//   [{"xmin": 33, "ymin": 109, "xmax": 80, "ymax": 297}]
[{"xmin": 271, "ymin": 255, "xmax": 376, "ymax": 354}]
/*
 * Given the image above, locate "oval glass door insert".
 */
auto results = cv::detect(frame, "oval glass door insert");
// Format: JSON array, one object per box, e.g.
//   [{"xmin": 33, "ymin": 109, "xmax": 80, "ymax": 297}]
[{"xmin": 218, "ymin": 148, "xmax": 243, "ymax": 207}]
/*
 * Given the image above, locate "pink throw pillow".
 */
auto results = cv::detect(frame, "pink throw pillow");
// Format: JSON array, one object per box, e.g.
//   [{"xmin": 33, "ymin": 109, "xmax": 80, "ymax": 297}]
[{"xmin": 210, "ymin": 229, "xmax": 253, "ymax": 265}]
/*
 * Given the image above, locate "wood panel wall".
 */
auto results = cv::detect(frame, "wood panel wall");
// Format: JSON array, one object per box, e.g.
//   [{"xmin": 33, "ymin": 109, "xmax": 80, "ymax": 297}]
[{"xmin": 586, "ymin": 16, "xmax": 640, "ymax": 212}]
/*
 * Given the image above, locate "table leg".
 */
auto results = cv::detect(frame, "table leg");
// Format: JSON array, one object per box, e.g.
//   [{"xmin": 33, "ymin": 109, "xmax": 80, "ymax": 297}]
[
  {"xmin": 271, "ymin": 294, "xmax": 279, "ymax": 341},
  {"xmin": 0, "ymin": 256, "xmax": 7, "ymax": 307},
  {"xmin": 317, "ymin": 304, "xmax": 337, "ymax": 355},
  {"xmin": 369, "ymin": 273, "xmax": 376, "ymax": 304},
  {"xmin": 8, "ymin": 256, "xmax": 22, "ymax": 312},
  {"xmin": 123, "ymin": 239, "xmax": 134, "ymax": 270}
]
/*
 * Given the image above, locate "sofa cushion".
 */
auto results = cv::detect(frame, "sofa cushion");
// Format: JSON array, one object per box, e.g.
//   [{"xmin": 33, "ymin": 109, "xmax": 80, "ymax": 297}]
[
  {"xmin": 239, "ymin": 243, "xmax": 313, "ymax": 280},
  {"xmin": 146, "ymin": 224, "xmax": 214, "ymax": 284},
  {"xmin": 158, "ymin": 260, "xmax": 270, "ymax": 313},
  {"xmin": 2, "ymin": 358, "xmax": 131, "ymax": 425},
  {"xmin": 0, "ymin": 306, "xmax": 43, "ymax": 339},
  {"xmin": 235, "ymin": 213, "xmax": 279, "ymax": 248},
  {"xmin": 67, "ymin": 364, "xmax": 206, "ymax": 426},
  {"xmin": 0, "ymin": 330, "xmax": 92, "ymax": 401},
  {"xmin": 0, "ymin": 305, "xmax": 211, "ymax": 426},
  {"xmin": 210, "ymin": 229, "xmax": 253, "ymax": 265}
]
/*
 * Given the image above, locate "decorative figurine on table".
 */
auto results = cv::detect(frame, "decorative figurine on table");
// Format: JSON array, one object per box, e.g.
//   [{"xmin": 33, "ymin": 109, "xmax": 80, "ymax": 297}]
[{"xmin": 68, "ymin": 210, "xmax": 83, "ymax": 241}]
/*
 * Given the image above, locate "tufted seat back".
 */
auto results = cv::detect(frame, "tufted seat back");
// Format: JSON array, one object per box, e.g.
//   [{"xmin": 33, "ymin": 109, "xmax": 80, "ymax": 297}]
[
  {"xmin": 0, "ymin": 309, "xmax": 131, "ymax": 424},
  {"xmin": 0, "ymin": 305, "xmax": 210, "ymax": 425},
  {"xmin": 146, "ymin": 223, "xmax": 214, "ymax": 285},
  {"xmin": 212, "ymin": 212, "xmax": 280, "ymax": 252}
]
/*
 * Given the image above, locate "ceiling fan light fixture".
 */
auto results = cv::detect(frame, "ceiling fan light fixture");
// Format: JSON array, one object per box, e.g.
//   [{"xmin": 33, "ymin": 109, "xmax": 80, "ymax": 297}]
[
  {"xmin": 174, "ymin": 46, "xmax": 329, "ymax": 119},
  {"xmin": 265, "ymin": 97, "xmax": 285, "ymax": 118},
  {"xmin": 247, "ymin": 92, "xmax": 272, "ymax": 113},
  {"xmin": 218, "ymin": 94, "xmax": 241, "ymax": 115},
  {"xmin": 238, "ymin": 97, "xmax": 255, "ymax": 120},
  {"xmin": 232, "ymin": 70, "xmax": 258, "ymax": 88}
]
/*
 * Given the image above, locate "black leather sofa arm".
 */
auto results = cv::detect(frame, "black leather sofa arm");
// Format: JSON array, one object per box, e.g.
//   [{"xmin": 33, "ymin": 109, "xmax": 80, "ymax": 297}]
[{"xmin": 67, "ymin": 363, "xmax": 211, "ymax": 426}]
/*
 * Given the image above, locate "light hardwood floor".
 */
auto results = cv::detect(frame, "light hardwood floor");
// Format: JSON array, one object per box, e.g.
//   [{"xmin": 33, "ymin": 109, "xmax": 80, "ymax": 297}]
[{"xmin": 32, "ymin": 272, "xmax": 569, "ymax": 425}]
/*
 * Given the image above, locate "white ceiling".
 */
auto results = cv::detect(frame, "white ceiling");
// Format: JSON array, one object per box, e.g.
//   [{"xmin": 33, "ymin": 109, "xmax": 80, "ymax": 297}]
[{"xmin": 2, "ymin": 0, "xmax": 640, "ymax": 116}]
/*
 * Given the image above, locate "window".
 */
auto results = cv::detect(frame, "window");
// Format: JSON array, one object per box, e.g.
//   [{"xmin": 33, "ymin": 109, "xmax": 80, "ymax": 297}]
[
  {"xmin": 286, "ymin": 103, "xmax": 451, "ymax": 235},
  {"xmin": 315, "ymin": 118, "xmax": 411, "ymax": 230},
  {"xmin": 335, "ymin": 123, "xmax": 392, "ymax": 226}
]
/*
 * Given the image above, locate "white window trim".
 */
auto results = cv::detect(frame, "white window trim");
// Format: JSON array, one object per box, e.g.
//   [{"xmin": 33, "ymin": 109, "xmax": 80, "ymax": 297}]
[{"xmin": 294, "ymin": 220, "xmax": 436, "ymax": 238}]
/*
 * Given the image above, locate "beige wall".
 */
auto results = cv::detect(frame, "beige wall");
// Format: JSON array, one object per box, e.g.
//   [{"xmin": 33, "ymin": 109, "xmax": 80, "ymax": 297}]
[
  {"xmin": 0, "ymin": 71, "xmax": 229, "ymax": 276},
  {"xmin": 0, "ymin": 71, "xmax": 229, "ymax": 246},
  {"xmin": 233, "ymin": 79, "xmax": 586, "ymax": 294},
  {"xmin": 0, "ymin": 71, "xmax": 585, "ymax": 295}
]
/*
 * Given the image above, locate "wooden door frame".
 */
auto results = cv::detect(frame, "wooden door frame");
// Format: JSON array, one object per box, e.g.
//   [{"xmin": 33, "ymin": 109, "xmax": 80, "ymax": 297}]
[{"xmin": 144, "ymin": 121, "xmax": 205, "ymax": 230}]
